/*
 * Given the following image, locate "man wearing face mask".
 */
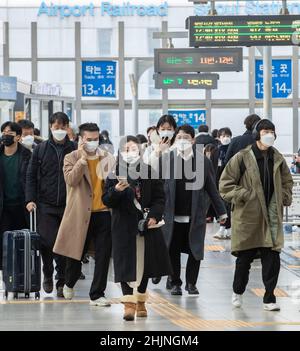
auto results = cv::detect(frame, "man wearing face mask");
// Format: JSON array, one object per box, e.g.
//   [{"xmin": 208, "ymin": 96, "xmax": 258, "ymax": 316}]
[
  {"xmin": 26, "ymin": 112, "xmax": 75, "ymax": 297},
  {"xmin": 53, "ymin": 123, "xmax": 115, "ymax": 306},
  {"xmin": 0, "ymin": 122, "xmax": 31, "ymax": 284},
  {"xmin": 163, "ymin": 125, "xmax": 227, "ymax": 296},
  {"xmin": 18, "ymin": 119, "xmax": 36, "ymax": 152},
  {"xmin": 220, "ymin": 119, "xmax": 293, "ymax": 311}
]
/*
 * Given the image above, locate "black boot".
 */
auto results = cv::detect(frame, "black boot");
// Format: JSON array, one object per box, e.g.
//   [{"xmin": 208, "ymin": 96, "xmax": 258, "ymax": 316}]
[
  {"xmin": 152, "ymin": 277, "xmax": 161, "ymax": 285},
  {"xmin": 185, "ymin": 284, "xmax": 199, "ymax": 295},
  {"xmin": 166, "ymin": 276, "xmax": 173, "ymax": 290},
  {"xmin": 171, "ymin": 285, "xmax": 182, "ymax": 296},
  {"xmin": 43, "ymin": 277, "xmax": 53, "ymax": 294}
]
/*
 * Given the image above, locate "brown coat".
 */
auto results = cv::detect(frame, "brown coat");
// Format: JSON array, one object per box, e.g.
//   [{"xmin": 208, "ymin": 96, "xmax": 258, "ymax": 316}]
[{"xmin": 53, "ymin": 149, "xmax": 115, "ymax": 260}]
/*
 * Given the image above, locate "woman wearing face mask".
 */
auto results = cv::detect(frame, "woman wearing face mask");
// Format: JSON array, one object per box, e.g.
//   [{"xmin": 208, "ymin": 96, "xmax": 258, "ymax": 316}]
[
  {"xmin": 102, "ymin": 136, "xmax": 172, "ymax": 321},
  {"xmin": 213, "ymin": 128, "xmax": 233, "ymax": 240},
  {"xmin": 219, "ymin": 119, "xmax": 293, "ymax": 311},
  {"xmin": 143, "ymin": 115, "xmax": 177, "ymax": 171}
]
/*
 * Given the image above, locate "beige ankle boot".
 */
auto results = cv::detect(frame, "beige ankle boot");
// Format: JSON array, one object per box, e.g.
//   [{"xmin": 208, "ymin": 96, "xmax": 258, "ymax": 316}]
[
  {"xmin": 136, "ymin": 292, "xmax": 148, "ymax": 318},
  {"xmin": 121, "ymin": 295, "xmax": 137, "ymax": 321}
]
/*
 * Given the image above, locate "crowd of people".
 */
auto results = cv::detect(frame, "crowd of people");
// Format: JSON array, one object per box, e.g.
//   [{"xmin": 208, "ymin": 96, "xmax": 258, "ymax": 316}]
[{"xmin": 0, "ymin": 111, "xmax": 294, "ymax": 321}]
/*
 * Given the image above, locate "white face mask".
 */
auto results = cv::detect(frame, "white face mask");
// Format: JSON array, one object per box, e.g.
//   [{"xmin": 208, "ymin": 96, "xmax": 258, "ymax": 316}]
[
  {"xmin": 85, "ymin": 141, "xmax": 99, "ymax": 153},
  {"xmin": 261, "ymin": 133, "xmax": 275, "ymax": 148},
  {"xmin": 159, "ymin": 130, "xmax": 174, "ymax": 140},
  {"xmin": 121, "ymin": 151, "xmax": 140, "ymax": 165},
  {"xmin": 51, "ymin": 129, "xmax": 67, "ymax": 141},
  {"xmin": 176, "ymin": 139, "xmax": 192, "ymax": 152},
  {"xmin": 21, "ymin": 135, "xmax": 34, "ymax": 147},
  {"xmin": 220, "ymin": 136, "xmax": 231, "ymax": 146}
]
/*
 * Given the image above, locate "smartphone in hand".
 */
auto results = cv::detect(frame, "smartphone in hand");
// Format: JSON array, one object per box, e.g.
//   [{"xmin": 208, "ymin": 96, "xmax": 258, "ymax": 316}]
[{"xmin": 117, "ymin": 176, "xmax": 129, "ymax": 186}]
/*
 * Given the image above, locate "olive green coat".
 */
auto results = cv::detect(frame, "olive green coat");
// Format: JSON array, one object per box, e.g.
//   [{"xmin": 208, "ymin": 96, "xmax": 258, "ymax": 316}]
[{"xmin": 219, "ymin": 145, "xmax": 293, "ymax": 255}]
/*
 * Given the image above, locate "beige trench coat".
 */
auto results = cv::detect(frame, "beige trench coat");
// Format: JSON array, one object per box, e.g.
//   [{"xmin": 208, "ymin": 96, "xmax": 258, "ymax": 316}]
[{"xmin": 53, "ymin": 148, "xmax": 115, "ymax": 260}]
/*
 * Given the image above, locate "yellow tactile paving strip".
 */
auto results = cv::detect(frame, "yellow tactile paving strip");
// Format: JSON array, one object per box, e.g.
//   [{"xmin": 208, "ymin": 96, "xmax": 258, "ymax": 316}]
[
  {"xmin": 287, "ymin": 265, "xmax": 300, "ymax": 269},
  {"xmin": 148, "ymin": 292, "xmax": 252, "ymax": 330},
  {"xmin": 292, "ymin": 251, "xmax": 300, "ymax": 259},
  {"xmin": 251, "ymin": 288, "xmax": 289, "ymax": 297},
  {"xmin": 204, "ymin": 245, "xmax": 225, "ymax": 252}
]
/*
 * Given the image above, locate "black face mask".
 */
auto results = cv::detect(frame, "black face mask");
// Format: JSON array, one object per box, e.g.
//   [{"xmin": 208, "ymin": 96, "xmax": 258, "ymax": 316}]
[{"xmin": 1, "ymin": 134, "xmax": 15, "ymax": 147}]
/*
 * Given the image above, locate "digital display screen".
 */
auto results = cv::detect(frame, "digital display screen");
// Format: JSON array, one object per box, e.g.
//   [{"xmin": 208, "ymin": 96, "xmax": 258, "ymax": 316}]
[
  {"xmin": 187, "ymin": 15, "xmax": 300, "ymax": 47},
  {"xmin": 153, "ymin": 73, "xmax": 219, "ymax": 89},
  {"xmin": 154, "ymin": 48, "xmax": 243, "ymax": 73}
]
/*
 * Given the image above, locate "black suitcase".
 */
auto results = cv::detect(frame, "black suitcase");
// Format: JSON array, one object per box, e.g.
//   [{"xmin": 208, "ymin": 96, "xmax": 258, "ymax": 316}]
[{"xmin": 2, "ymin": 210, "xmax": 41, "ymax": 300}]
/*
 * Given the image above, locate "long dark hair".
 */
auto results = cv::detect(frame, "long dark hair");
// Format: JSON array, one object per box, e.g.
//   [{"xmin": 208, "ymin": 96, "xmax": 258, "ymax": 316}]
[{"xmin": 156, "ymin": 115, "xmax": 177, "ymax": 145}]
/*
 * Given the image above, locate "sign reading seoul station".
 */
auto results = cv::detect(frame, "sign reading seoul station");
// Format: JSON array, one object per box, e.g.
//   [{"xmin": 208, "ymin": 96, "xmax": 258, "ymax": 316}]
[{"xmin": 187, "ymin": 15, "xmax": 300, "ymax": 47}]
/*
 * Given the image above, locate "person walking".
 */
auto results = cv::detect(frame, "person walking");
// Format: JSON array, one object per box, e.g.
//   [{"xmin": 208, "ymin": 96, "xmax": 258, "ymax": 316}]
[{"xmin": 219, "ymin": 119, "xmax": 293, "ymax": 311}]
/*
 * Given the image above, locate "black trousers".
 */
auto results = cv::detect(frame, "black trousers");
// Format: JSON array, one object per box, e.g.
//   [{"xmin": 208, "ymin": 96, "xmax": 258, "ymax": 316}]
[
  {"xmin": 233, "ymin": 247, "xmax": 281, "ymax": 303},
  {"xmin": 65, "ymin": 212, "xmax": 112, "ymax": 301},
  {"xmin": 37, "ymin": 206, "xmax": 66, "ymax": 289},
  {"xmin": 169, "ymin": 222, "xmax": 201, "ymax": 286},
  {"xmin": 0, "ymin": 205, "xmax": 28, "ymax": 270},
  {"xmin": 121, "ymin": 276, "xmax": 149, "ymax": 296}
]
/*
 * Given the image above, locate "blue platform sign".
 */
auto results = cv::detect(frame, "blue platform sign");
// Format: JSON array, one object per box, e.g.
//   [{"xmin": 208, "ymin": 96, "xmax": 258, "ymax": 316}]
[
  {"xmin": 169, "ymin": 109, "xmax": 206, "ymax": 129},
  {"xmin": 255, "ymin": 59, "xmax": 292, "ymax": 99},
  {"xmin": 0, "ymin": 76, "xmax": 17, "ymax": 101},
  {"xmin": 82, "ymin": 61, "xmax": 116, "ymax": 97}
]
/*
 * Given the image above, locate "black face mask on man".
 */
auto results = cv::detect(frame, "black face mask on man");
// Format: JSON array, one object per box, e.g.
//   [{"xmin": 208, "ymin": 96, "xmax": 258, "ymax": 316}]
[{"xmin": 1, "ymin": 134, "xmax": 15, "ymax": 147}]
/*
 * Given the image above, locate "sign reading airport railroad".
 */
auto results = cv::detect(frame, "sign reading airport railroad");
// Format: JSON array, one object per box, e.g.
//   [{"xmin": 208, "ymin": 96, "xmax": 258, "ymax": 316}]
[
  {"xmin": 38, "ymin": 1, "xmax": 168, "ymax": 18},
  {"xmin": 188, "ymin": 15, "xmax": 300, "ymax": 47}
]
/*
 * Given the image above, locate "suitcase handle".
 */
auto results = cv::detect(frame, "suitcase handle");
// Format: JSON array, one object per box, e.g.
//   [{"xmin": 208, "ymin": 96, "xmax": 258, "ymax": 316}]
[{"xmin": 30, "ymin": 208, "xmax": 37, "ymax": 232}]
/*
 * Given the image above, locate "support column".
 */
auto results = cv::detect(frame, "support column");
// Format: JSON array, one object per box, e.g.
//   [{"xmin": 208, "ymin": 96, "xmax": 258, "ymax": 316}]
[
  {"xmin": 118, "ymin": 22, "xmax": 125, "ymax": 136},
  {"xmin": 31, "ymin": 22, "xmax": 38, "ymax": 82},
  {"xmin": 75, "ymin": 22, "xmax": 82, "ymax": 126},
  {"xmin": 293, "ymin": 46, "xmax": 299, "ymax": 153},
  {"xmin": 263, "ymin": 46, "xmax": 272, "ymax": 120}
]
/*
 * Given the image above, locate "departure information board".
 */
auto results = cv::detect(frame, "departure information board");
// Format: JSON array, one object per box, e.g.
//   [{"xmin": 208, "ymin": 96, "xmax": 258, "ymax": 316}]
[
  {"xmin": 153, "ymin": 73, "xmax": 219, "ymax": 89},
  {"xmin": 187, "ymin": 15, "xmax": 300, "ymax": 47},
  {"xmin": 154, "ymin": 48, "xmax": 243, "ymax": 73}
]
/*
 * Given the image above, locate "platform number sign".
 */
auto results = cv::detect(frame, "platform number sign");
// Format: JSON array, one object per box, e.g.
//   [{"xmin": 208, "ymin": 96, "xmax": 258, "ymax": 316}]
[
  {"xmin": 82, "ymin": 61, "xmax": 116, "ymax": 98},
  {"xmin": 255, "ymin": 59, "xmax": 292, "ymax": 99},
  {"xmin": 169, "ymin": 109, "xmax": 206, "ymax": 129}
]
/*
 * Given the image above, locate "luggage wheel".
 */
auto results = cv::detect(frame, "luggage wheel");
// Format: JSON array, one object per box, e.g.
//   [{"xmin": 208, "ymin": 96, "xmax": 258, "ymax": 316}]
[{"xmin": 35, "ymin": 292, "xmax": 40, "ymax": 300}]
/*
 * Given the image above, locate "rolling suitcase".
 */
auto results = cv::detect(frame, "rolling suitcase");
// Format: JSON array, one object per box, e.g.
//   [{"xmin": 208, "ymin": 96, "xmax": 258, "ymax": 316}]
[{"xmin": 2, "ymin": 209, "xmax": 41, "ymax": 299}]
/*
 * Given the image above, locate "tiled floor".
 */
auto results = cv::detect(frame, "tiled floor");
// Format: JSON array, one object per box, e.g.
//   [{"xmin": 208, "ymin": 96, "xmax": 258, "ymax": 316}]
[{"xmin": 1, "ymin": 223, "xmax": 300, "ymax": 331}]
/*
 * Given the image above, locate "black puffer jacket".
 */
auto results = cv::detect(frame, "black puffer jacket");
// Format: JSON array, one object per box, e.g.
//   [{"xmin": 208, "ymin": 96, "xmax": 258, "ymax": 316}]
[
  {"xmin": 26, "ymin": 136, "xmax": 75, "ymax": 207},
  {"xmin": 0, "ymin": 143, "xmax": 31, "ymax": 220}
]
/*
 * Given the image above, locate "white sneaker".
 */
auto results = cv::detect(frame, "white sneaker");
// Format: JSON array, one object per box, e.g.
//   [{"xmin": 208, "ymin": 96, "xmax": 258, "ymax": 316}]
[
  {"xmin": 263, "ymin": 303, "xmax": 280, "ymax": 311},
  {"xmin": 232, "ymin": 293, "xmax": 243, "ymax": 308},
  {"xmin": 89, "ymin": 297, "xmax": 111, "ymax": 307},
  {"xmin": 63, "ymin": 286, "xmax": 74, "ymax": 300},
  {"xmin": 213, "ymin": 227, "xmax": 226, "ymax": 239}
]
